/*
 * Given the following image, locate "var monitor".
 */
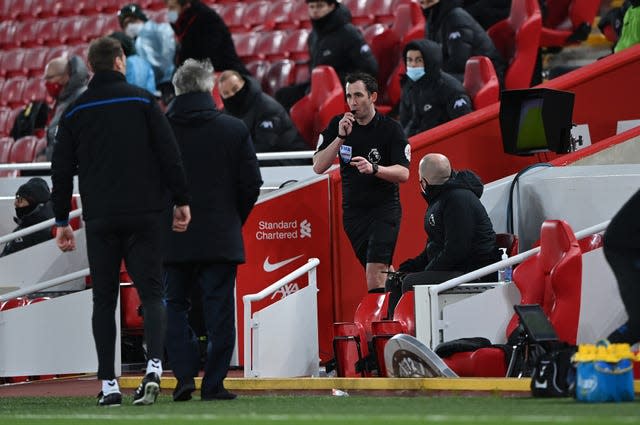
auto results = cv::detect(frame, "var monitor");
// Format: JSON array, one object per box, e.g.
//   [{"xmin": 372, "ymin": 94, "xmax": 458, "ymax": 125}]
[{"xmin": 499, "ymin": 88, "xmax": 575, "ymax": 155}]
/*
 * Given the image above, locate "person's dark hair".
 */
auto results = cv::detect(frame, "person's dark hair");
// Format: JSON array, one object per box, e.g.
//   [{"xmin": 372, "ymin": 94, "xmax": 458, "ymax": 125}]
[
  {"xmin": 108, "ymin": 32, "xmax": 136, "ymax": 57},
  {"xmin": 117, "ymin": 3, "xmax": 148, "ymax": 28},
  {"xmin": 345, "ymin": 72, "xmax": 378, "ymax": 95},
  {"xmin": 88, "ymin": 37, "xmax": 124, "ymax": 73}
]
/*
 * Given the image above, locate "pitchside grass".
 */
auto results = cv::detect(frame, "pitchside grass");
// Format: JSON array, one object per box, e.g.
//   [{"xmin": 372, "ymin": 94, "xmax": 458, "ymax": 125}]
[{"xmin": 1, "ymin": 395, "xmax": 639, "ymax": 424}]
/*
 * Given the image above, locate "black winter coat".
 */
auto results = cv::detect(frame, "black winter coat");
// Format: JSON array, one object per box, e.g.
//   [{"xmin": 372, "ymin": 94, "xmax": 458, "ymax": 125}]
[
  {"xmin": 0, "ymin": 202, "xmax": 54, "ymax": 257},
  {"xmin": 51, "ymin": 71, "xmax": 190, "ymax": 223},
  {"xmin": 308, "ymin": 3, "xmax": 378, "ymax": 82},
  {"xmin": 424, "ymin": 0, "xmax": 506, "ymax": 85},
  {"xmin": 165, "ymin": 92, "xmax": 262, "ymax": 264},
  {"xmin": 463, "ymin": 0, "xmax": 511, "ymax": 30},
  {"xmin": 222, "ymin": 78, "xmax": 309, "ymax": 166},
  {"xmin": 399, "ymin": 170, "xmax": 500, "ymax": 274},
  {"xmin": 400, "ymin": 39, "xmax": 473, "ymax": 137},
  {"xmin": 171, "ymin": 0, "xmax": 249, "ymax": 75}
]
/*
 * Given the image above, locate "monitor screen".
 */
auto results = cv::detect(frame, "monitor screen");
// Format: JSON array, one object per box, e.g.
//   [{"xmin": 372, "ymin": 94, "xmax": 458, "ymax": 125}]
[
  {"xmin": 516, "ymin": 98, "xmax": 547, "ymax": 152},
  {"xmin": 513, "ymin": 304, "xmax": 559, "ymax": 343}
]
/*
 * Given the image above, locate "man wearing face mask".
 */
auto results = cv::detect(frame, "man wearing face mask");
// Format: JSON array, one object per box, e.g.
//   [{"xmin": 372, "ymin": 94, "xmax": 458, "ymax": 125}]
[
  {"xmin": 118, "ymin": 4, "xmax": 176, "ymax": 103},
  {"xmin": 0, "ymin": 178, "xmax": 54, "ymax": 257},
  {"xmin": 399, "ymin": 40, "xmax": 472, "ymax": 137},
  {"xmin": 419, "ymin": 0, "xmax": 506, "ymax": 86},
  {"xmin": 164, "ymin": 0, "xmax": 249, "ymax": 76},
  {"xmin": 389, "ymin": 153, "xmax": 499, "ymax": 314},
  {"xmin": 37, "ymin": 55, "xmax": 89, "ymax": 162},
  {"xmin": 218, "ymin": 70, "xmax": 310, "ymax": 166}
]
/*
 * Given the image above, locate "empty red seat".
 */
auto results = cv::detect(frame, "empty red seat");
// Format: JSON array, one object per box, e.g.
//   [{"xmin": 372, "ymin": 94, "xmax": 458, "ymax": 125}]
[
  {"xmin": 1, "ymin": 108, "xmax": 21, "ymax": 137},
  {"xmin": 45, "ymin": 46, "xmax": 71, "ymax": 64},
  {"xmin": 373, "ymin": 0, "xmax": 407, "ymax": 25},
  {"xmin": 232, "ymin": 32, "xmax": 260, "ymax": 63},
  {"xmin": 36, "ymin": 18, "xmax": 63, "ymax": 47},
  {"xmin": 0, "ymin": 21, "xmax": 19, "ymax": 49},
  {"xmin": 540, "ymin": 0, "xmax": 600, "ymax": 47},
  {"xmin": 243, "ymin": 1, "xmax": 270, "ymax": 30},
  {"xmin": 246, "ymin": 60, "xmax": 270, "ymax": 87},
  {"xmin": 254, "ymin": 30, "xmax": 288, "ymax": 61},
  {"xmin": 291, "ymin": 0, "xmax": 311, "ymax": 29},
  {"xmin": 0, "ymin": 49, "xmax": 27, "ymax": 78},
  {"xmin": 79, "ymin": 15, "xmax": 110, "ymax": 44},
  {"xmin": 290, "ymin": 65, "xmax": 348, "ymax": 147},
  {"xmin": 58, "ymin": 17, "xmax": 84, "ymax": 45},
  {"xmin": 9, "ymin": 135, "xmax": 40, "ymax": 163},
  {"xmin": 2, "ymin": 77, "xmax": 28, "ymax": 109},
  {"xmin": 263, "ymin": 59, "xmax": 296, "ymax": 97},
  {"xmin": 343, "ymin": 0, "xmax": 375, "ymax": 26},
  {"xmin": 23, "ymin": 47, "xmax": 49, "ymax": 78},
  {"xmin": 0, "ymin": 136, "xmax": 13, "ymax": 162},
  {"xmin": 57, "ymin": 0, "xmax": 82, "ymax": 17},
  {"xmin": 265, "ymin": 0, "xmax": 296, "ymax": 31},
  {"xmin": 0, "ymin": 297, "xmax": 29, "ymax": 311},
  {"xmin": 22, "ymin": 78, "xmax": 48, "ymax": 103},
  {"xmin": 34, "ymin": 0, "xmax": 60, "ymax": 18},
  {"xmin": 219, "ymin": 2, "xmax": 246, "ymax": 33},
  {"xmin": 488, "ymin": 0, "xmax": 542, "ymax": 89},
  {"xmin": 281, "ymin": 28, "xmax": 310, "ymax": 62},
  {"xmin": 463, "ymin": 56, "xmax": 500, "ymax": 110},
  {"xmin": 120, "ymin": 283, "xmax": 144, "ymax": 333}
]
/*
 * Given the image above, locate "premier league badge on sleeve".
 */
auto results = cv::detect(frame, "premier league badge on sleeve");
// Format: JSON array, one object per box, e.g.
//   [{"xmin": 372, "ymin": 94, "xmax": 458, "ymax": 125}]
[{"xmin": 340, "ymin": 145, "xmax": 352, "ymax": 163}]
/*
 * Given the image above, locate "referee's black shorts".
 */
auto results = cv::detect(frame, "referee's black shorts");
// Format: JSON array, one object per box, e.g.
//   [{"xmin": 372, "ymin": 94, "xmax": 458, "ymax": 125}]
[{"xmin": 343, "ymin": 204, "xmax": 401, "ymax": 267}]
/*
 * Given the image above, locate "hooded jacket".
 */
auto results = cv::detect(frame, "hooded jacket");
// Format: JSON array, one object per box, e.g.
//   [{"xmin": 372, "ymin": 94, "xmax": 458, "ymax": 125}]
[
  {"xmin": 44, "ymin": 55, "xmax": 89, "ymax": 160},
  {"xmin": 165, "ymin": 91, "xmax": 262, "ymax": 263},
  {"xmin": 423, "ymin": 0, "xmax": 506, "ymax": 85},
  {"xmin": 171, "ymin": 0, "xmax": 249, "ymax": 75},
  {"xmin": 399, "ymin": 170, "xmax": 500, "ymax": 274},
  {"xmin": 463, "ymin": 0, "xmax": 511, "ymax": 30},
  {"xmin": 222, "ymin": 77, "xmax": 309, "ymax": 166},
  {"xmin": 308, "ymin": 3, "xmax": 378, "ymax": 82},
  {"xmin": 399, "ymin": 39, "xmax": 473, "ymax": 137}
]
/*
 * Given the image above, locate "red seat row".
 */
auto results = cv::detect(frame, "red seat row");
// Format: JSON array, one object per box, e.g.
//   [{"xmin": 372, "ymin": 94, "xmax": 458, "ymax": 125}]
[
  {"xmin": 0, "ymin": 77, "xmax": 49, "ymax": 109},
  {"xmin": 0, "ymin": 0, "xmax": 165, "ymax": 21},
  {"xmin": 0, "ymin": 135, "xmax": 46, "ymax": 177}
]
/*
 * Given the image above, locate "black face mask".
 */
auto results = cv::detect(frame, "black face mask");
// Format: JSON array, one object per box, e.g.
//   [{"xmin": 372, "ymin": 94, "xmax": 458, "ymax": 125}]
[
  {"xmin": 15, "ymin": 204, "xmax": 36, "ymax": 220},
  {"xmin": 222, "ymin": 82, "xmax": 250, "ymax": 116},
  {"xmin": 421, "ymin": 184, "xmax": 445, "ymax": 204}
]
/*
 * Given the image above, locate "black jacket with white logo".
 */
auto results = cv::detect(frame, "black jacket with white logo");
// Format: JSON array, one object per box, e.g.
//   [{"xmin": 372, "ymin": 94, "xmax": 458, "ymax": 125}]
[
  {"xmin": 399, "ymin": 39, "xmax": 473, "ymax": 137},
  {"xmin": 308, "ymin": 3, "xmax": 378, "ymax": 82}
]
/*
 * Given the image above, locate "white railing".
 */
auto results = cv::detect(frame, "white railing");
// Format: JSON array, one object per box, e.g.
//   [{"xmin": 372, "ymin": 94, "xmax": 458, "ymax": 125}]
[
  {"xmin": 242, "ymin": 258, "xmax": 320, "ymax": 378},
  {"xmin": 0, "ymin": 268, "xmax": 90, "ymax": 302},
  {"xmin": 0, "ymin": 208, "xmax": 82, "ymax": 246},
  {"xmin": 421, "ymin": 220, "xmax": 610, "ymax": 349}
]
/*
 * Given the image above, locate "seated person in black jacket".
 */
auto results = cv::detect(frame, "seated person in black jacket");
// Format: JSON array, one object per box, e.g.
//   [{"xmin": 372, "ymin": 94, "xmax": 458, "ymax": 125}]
[
  {"xmin": 218, "ymin": 70, "xmax": 310, "ymax": 166},
  {"xmin": 462, "ymin": 0, "xmax": 511, "ymax": 30},
  {"xmin": 1, "ymin": 178, "xmax": 54, "ymax": 257},
  {"xmin": 420, "ymin": 0, "xmax": 506, "ymax": 86},
  {"xmin": 387, "ymin": 153, "xmax": 500, "ymax": 314},
  {"xmin": 399, "ymin": 40, "xmax": 473, "ymax": 137}
]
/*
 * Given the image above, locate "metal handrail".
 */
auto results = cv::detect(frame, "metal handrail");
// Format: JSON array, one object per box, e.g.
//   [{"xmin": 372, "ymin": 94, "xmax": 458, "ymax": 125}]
[
  {"xmin": 0, "ymin": 268, "xmax": 90, "ymax": 302},
  {"xmin": 0, "ymin": 208, "xmax": 83, "ymax": 245},
  {"xmin": 427, "ymin": 220, "xmax": 611, "ymax": 347},
  {"xmin": 242, "ymin": 258, "xmax": 320, "ymax": 377}
]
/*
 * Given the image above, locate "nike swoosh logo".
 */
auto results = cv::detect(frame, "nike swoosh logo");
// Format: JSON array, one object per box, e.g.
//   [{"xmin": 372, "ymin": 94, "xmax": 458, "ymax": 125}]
[{"xmin": 263, "ymin": 255, "xmax": 304, "ymax": 272}]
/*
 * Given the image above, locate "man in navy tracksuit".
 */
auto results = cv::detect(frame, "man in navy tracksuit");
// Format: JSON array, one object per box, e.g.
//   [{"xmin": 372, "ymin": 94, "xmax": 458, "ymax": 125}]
[{"xmin": 51, "ymin": 37, "xmax": 191, "ymax": 407}]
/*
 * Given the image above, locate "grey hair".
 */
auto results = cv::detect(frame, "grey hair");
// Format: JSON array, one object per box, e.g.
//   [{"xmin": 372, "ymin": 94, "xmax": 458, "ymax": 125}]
[{"xmin": 172, "ymin": 58, "xmax": 215, "ymax": 95}]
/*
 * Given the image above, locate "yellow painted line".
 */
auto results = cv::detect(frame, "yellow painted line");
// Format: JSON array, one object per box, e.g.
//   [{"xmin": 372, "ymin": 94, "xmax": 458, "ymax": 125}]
[{"xmin": 122, "ymin": 376, "xmax": 640, "ymax": 393}]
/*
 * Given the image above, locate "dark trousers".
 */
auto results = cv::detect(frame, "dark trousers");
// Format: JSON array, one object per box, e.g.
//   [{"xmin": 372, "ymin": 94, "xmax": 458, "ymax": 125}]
[
  {"xmin": 85, "ymin": 212, "xmax": 166, "ymax": 380},
  {"xmin": 604, "ymin": 189, "xmax": 640, "ymax": 343},
  {"xmin": 164, "ymin": 263, "xmax": 237, "ymax": 395}
]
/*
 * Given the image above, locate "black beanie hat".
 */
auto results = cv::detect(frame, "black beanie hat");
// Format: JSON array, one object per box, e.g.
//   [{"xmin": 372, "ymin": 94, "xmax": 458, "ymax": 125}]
[
  {"xmin": 16, "ymin": 178, "xmax": 51, "ymax": 205},
  {"xmin": 118, "ymin": 4, "xmax": 148, "ymax": 28}
]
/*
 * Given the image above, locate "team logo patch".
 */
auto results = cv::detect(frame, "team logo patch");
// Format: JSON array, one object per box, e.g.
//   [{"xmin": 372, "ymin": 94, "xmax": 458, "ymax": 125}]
[
  {"xmin": 340, "ymin": 145, "xmax": 353, "ymax": 163},
  {"xmin": 423, "ymin": 104, "xmax": 432, "ymax": 112},
  {"xmin": 259, "ymin": 120, "xmax": 274, "ymax": 129},
  {"xmin": 453, "ymin": 98, "xmax": 468, "ymax": 109},
  {"xmin": 322, "ymin": 49, "xmax": 332, "ymax": 57},
  {"xmin": 428, "ymin": 213, "xmax": 435, "ymax": 227},
  {"xmin": 368, "ymin": 148, "xmax": 381, "ymax": 164},
  {"xmin": 404, "ymin": 144, "xmax": 411, "ymax": 161},
  {"xmin": 448, "ymin": 31, "xmax": 462, "ymax": 40}
]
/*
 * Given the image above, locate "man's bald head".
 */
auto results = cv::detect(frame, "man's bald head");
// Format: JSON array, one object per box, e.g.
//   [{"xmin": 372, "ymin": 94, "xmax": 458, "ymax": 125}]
[
  {"xmin": 419, "ymin": 153, "xmax": 451, "ymax": 185},
  {"xmin": 44, "ymin": 57, "xmax": 69, "ymax": 78}
]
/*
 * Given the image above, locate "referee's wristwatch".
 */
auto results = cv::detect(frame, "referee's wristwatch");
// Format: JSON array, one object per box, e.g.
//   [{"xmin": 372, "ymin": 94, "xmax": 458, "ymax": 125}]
[{"xmin": 371, "ymin": 163, "xmax": 379, "ymax": 175}]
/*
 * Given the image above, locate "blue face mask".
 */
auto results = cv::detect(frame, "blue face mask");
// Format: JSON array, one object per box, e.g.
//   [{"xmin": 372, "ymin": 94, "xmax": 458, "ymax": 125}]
[
  {"xmin": 406, "ymin": 66, "xmax": 426, "ymax": 81},
  {"xmin": 167, "ymin": 10, "xmax": 179, "ymax": 24}
]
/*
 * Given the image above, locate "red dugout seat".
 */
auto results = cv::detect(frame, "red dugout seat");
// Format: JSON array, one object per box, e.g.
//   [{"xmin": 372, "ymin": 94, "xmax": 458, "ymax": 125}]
[
  {"xmin": 35, "ymin": 18, "xmax": 63, "ymax": 47},
  {"xmin": 233, "ymin": 32, "xmax": 260, "ymax": 62},
  {"xmin": 56, "ymin": 0, "xmax": 82, "ymax": 17},
  {"xmin": 246, "ymin": 60, "xmax": 270, "ymax": 87},
  {"xmin": 22, "ymin": 78, "xmax": 48, "ymax": 103},
  {"xmin": 15, "ymin": 19, "xmax": 43, "ymax": 48},
  {"xmin": 291, "ymin": 0, "xmax": 311, "ymax": 29},
  {"xmin": 34, "ymin": 0, "xmax": 60, "ymax": 18},
  {"xmin": 58, "ymin": 17, "xmax": 84, "ymax": 45},
  {"xmin": 488, "ymin": 0, "xmax": 542, "ymax": 89},
  {"xmin": 540, "ymin": 0, "xmax": 600, "ymax": 47},
  {"xmin": 343, "ymin": 0, "xmax": 375, "ymax": 26},
  {"xmin": 219, "ymin": 2, "xmax": 246, "ymax": 33},
  {"xmin": 263, "ymin": 59, "xmax": 296, "ymax": 97},
  {"xmin": 0, "ymin": 21, "xmax": 18, "ymax": 49},
  {"xmin": 442, "ymin": 220, "xmax": 582, "ymax": 377},
  {"xmin": 242, "ymin": 1, "xmax": 270, "ymax": 31},
  {"xmin": 265, "ymin": 0, "xmax": 297, "ymax": 31},
  {"xmin": 463, "ymin": 56, "xmax": 500, "ymax": 110},
  {"xmin": 290, "ymin": 65, "xmax": 348, "ymax": 147},
  {"xmin": 371, "ymin": 291, "xmax": 415, "ymax": 376},
  {"xmin": 333, "ymin": 292, "xmax": 390, "ymax": 377}
]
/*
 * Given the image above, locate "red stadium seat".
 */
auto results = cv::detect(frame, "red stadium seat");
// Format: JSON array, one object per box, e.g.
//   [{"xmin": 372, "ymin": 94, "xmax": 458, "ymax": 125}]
[
  {"xmin": 0, "ymin": 297, "xmax": 29, "ymax": 311},
  {"xmin": 28, "ymin": 296, "xmax": 51, "ymax": 304},
  {"xmin": 243, "ymin": 1, "xmax": 270, "ymax": 31},
  {"xmin": 15, "ymin": 18, "xmax": 43, "ymax": 48},
  {"xmin": 2, "ymin": 0, "xmax": 34, "ymax": 20},
  {"xmin": 371, "ymin": 291, "xmax": 415, "ymax": 376},
  {"xmin": 9, "ymin": 135, "xmax": 40, "ymax": 163},
  {"xmin": 101, "ymin": 14, "xmax": 121, "ymax": 34},
  {"xmin": 263, "ymin": 59, "xmax": 296, "ymax": 97},
  {"xmin": 290, "ymin": 65, "xmax": 348, "ymax": 147},
  {"xmin": 0, "ymin": 136, "xmax": 14, "ymax": 162},
  {"xmin": 147, "ymin": 9, "xmax": 168, "ymax": 23},
  {"xmin": 120, "ymin": 283, "xmax": 144, "ymax": 333},
  {"xmin": 23, "ymin": 47, "xmax": 49, "ymax": 78},
  {"xmin": 540, "ymin": 0, "xmax": 600, "ymax": 47},
  {"xmin": 463, "ymin": 56, "xmax": 500, "ymax": 110},
  {"xmin": 373, "ymin": 0, "xmax": 408, "ymax": 25},
  {"xmin": 363, "ymin": 23, "xmax": 399, "ymax": 114},
  {"xmin": 58, "ymin": 17, "xmax": 84, "ymax": 45},
  {"xmin": 1, "ymin": 77, "xmax": 28, "ymax": 109},
  {"xmin": 79, "ymin": 15, "xmax": 110, "ymax": 44},
  {"xmin": 246, "ymin": 60, "xmax": 270, "ymax": 87},
  {"xmin": 22, "ymin": 78, "xmax": 48, "ymax": 103},
  {"xmin": 488, "ymin": 0, "xmax": 542, "ymax": 89},
  {"xmin": 45, "ymin": 46, "xmax": 71, "ymax": 64},
  {"xmin": 219, "ymin": 2, "xmax": 246, "ymax": 33},
  {"xmin": 0, "ymin": 21, "xmax": 19, "ymax": 49},
  {"xmin": 281, "ymin": 28, "xmax": 310, "ymax": 62},
  {"xmin": 70, "ymin": 44, "xmax": 90, "ymax": 64},
  {"xmin": 442, "ymin": 220, "xmax": 582, "ymax": 377},
  {"xmin": 34, "ymin": 0, "xmax": 59, "ymax": 18},
  {"xmin": 36, "ymin": 18, "xmax": 63, "ymax": 47},
  {"xmin": 265, "ymin": 0, "xmax": 297, "ymax": 31},
  {"xmin": 1, "ymin": 107, "xmax": 21, "ymax": 137},
  {"xmin": 254, "ymin": 30, "xmax": 288, "ymax": 62},
  {"xmin": 57, "ymin": 0, "xmax": 82, "ymax": 17},
  {"xmin": 232, "ymin": 32, "xmax": 260, "ymax": 63},
  {"xmin": 343, "ymin": 0, "xmax": 375, "ymax": 26},
  {"xmin": 291, "ymin": 0, "xmax": 311, "ymax": 29},
  {"xmin": 0, "ymin": 49, "xmax": 27, "ymax": 78}
]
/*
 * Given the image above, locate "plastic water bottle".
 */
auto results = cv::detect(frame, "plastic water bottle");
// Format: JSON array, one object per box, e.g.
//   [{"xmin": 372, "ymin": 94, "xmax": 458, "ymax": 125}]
[{"xmin": 497, "ymin": 248, "xmax": 512, "ymax": 284}]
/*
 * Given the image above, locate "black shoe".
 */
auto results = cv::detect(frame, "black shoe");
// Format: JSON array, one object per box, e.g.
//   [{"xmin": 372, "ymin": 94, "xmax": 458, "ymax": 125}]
[
  {"xmin": 201, "ymin": 388, "xmax": 237, "ymax": 401},
  {"xmin": 132, "ymin": 372, "xmax": 160, "ymax": 405},
  {"xmin": 173, "ymin": 378, "xmax": 195, "ymax": 402},
  {"xmin": 97, "ymin": 391, "xmax": 122, "ymax": 407}
]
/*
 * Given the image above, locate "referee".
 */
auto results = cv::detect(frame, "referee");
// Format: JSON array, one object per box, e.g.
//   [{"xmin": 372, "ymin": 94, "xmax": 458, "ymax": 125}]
[{"xmin": 313, "ymin": 72, "xmax": 410, "ymax": 291}]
